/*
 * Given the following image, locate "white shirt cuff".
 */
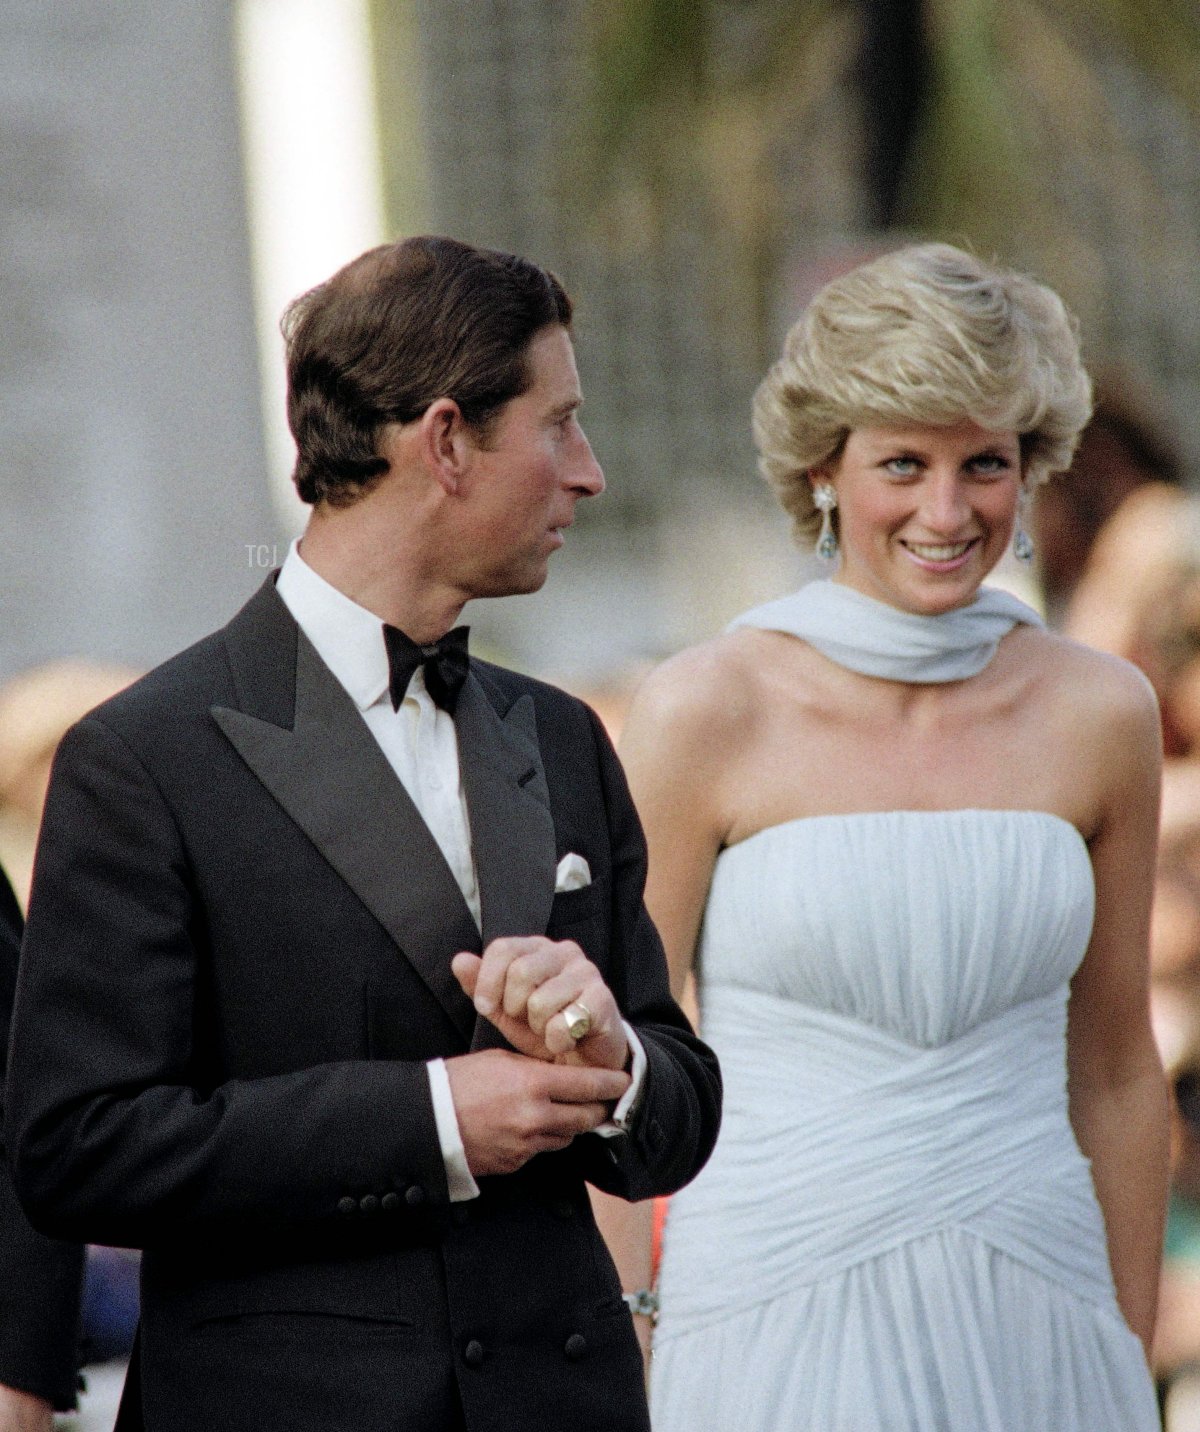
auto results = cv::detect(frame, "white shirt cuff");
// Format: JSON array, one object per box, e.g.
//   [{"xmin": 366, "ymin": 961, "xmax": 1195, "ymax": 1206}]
[
  {"xmin": 594, "ymin": 1020, "xmax": 647, "ymax": 1138},
  {"xmin": 427, "ymin": 1058, "xmax": 480, "ymax": 1202}
]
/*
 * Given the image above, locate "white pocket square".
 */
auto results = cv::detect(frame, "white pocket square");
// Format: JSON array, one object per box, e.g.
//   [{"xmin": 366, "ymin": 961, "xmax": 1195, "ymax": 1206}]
[{"xmin": 554, "ymin": 852, "xmax": 592, "ymax": 893}]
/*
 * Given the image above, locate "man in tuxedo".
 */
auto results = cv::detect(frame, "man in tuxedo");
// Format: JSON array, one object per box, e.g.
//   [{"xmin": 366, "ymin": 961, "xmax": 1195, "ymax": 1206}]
[
  {"xmin": 6, "ymin": 236, "xmax": 720, "ymax": 1431},
  {"xmin": 0, "ymin": 865, "xmax": 82, "ymax": 1432}
]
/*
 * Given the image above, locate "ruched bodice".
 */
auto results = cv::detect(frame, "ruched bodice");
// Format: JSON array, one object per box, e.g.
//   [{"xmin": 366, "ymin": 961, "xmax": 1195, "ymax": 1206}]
[
  {"xmin": 651, "ymin": 810, "xmax": 1157, "ymax": 1431},
  {"xmin": 697, "ymin": 809, "xmax": 1093, "ymax": 1045}
]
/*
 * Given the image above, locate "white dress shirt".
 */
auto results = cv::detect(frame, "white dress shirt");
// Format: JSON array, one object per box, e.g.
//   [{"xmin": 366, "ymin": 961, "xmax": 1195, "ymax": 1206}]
[{"xmin": 275, "ymin": 542, "xmax": 643, "ymax": 1202}]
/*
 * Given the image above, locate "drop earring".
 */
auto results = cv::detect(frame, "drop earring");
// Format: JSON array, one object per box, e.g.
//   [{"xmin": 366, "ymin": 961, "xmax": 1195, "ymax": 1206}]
[
  {"xmin": 1012, "ymin": 487, "xmax": 1034, "ymax": 563},
  {"xmin": 812, "ymin": 482, "xmax": 838, "ymax": 562}
]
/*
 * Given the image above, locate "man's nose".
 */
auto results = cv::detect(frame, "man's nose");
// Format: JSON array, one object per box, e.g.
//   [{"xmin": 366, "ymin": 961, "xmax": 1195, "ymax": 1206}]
[{"xmin": 570, "ymin": 432, "xmax": 606, "ymax": 497}]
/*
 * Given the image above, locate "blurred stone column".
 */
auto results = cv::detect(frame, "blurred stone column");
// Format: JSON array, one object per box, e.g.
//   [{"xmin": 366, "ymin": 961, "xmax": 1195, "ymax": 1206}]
[{"xmin": 0, "ymin": 2, "xmax": 279, "ymax": 680}]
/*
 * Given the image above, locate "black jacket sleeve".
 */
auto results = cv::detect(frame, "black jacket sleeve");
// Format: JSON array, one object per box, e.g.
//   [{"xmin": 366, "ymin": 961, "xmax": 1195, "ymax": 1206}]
[
  {"xmin": 0, "ymin": 865, "xmax": 83, "ymax": 1410},
  {"xmin": 558, "ymin": 704, "xmax": 722, "ymax": 1202}
]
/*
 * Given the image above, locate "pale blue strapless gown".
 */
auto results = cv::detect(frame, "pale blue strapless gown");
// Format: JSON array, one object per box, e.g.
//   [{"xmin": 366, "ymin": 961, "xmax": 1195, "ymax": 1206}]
[{"xmin": 650, "ymin": 809, "xmax": 1158, "ymax": 1431}]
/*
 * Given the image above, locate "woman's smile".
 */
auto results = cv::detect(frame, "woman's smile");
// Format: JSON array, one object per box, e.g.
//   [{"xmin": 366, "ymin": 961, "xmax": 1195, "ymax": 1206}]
[{"xmin": 899, "ymin": 536, "xmax": 982, "ymax": 569}]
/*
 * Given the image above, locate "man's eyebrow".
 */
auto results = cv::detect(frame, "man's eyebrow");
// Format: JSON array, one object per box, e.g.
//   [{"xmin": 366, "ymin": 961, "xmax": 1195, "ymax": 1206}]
[{"xmin": 549, "ymin": 396, "xmax": 583, "ymax": 419}]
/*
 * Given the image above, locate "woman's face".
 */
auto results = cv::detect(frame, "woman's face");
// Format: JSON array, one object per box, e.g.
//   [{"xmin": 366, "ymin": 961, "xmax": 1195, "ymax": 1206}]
[{"xmin": 818, "ymin": 420, "xmax": 1023, "ymax": 615}]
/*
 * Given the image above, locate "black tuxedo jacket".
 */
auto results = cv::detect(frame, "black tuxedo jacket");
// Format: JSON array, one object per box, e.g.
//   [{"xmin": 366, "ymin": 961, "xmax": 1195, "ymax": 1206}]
[
  {"xmin": 0, "ymin": 868, "xmax": 82, "ymax": 1411},
  {"xmin": 6, "ymin": 579, "xmax": 720, "ymax": 1432}
]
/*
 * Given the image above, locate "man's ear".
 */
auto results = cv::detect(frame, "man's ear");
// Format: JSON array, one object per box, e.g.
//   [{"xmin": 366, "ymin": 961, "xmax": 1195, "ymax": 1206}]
[{"xmin": 417, "ymin": 398, "xmax": 473, "ymax": 495}]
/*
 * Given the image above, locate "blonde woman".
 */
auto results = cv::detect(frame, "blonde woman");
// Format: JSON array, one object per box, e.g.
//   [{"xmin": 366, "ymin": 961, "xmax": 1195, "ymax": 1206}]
[{"xmin": 613, "ymin": 245, "xmax": 1167, "ymax": 1428}]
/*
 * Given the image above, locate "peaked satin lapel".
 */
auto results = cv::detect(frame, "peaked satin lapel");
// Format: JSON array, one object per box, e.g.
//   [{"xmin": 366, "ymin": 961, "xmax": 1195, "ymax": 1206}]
[
  {"xmin": 212, "ymin": 628, "xmax": 480, "ymax": 1044},
  {"xmin": 455, "ymin": 673, "xmax": 557, "ymax": 1048}
]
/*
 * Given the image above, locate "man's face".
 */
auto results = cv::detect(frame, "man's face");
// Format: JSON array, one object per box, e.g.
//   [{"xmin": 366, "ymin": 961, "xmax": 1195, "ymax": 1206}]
[{"xmin": 457, "ymin": 325, "xmax": 605, "ymax": 597}]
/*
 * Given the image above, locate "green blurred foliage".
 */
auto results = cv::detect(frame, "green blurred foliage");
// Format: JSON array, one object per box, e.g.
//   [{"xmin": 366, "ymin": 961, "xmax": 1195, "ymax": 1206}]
[{"xmin": 576, "ymin": 0, "xmax": 1200, "ymax": 355}]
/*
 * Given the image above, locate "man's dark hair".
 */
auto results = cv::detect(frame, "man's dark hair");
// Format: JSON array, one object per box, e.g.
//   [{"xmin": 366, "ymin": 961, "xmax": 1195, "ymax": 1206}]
[{"xmin": 281, "ymin": 235, "xmax": 573, "ymax": 506}]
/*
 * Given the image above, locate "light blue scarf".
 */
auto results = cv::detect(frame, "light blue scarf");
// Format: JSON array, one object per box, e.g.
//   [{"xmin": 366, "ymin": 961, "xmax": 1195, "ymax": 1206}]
[{"xmin": 728, "ymin": 580, "xmax": 1043, "ymax": 683}]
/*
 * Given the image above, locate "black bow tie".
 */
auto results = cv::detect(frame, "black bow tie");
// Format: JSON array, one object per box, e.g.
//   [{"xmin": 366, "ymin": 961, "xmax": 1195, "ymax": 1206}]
[{"xmin": 382, "ymin": 624, "xmax": 470, "ymax": 715}]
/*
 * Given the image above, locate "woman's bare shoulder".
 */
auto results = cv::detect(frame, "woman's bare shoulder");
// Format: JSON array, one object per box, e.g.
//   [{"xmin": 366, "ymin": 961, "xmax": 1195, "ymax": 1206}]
[
  {"xmin": 622, "ymin": 630, "xmax": 773, "ymax": 757},
  {"xmin": 1021, "ymin": 627, "xmax": 1160, "ymax": 751},
  {"xmin": 1034, "ymin": 627, "xmax": 1155, "ymax": 707}
]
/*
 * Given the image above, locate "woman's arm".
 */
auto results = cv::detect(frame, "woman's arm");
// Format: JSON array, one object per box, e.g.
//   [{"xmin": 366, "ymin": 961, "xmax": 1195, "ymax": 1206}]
[
  {"xmin": 0, "ymin": 1386, "xmax": 53, "ymax": 1432},
  {"xmin": 590, "ymin": 1194, "xmax": 658, "ymax": 1360},
  {"xmin": 1066, "ymin": 656, "xmax": 1169, "ymax": 1353},
  {"xmin": 589, "ymin": 644, "xmax": 743, "ymax": 1359},
  {"xmin": 616, "ymin": 649, "xmax": 738, "ymax": 999}
]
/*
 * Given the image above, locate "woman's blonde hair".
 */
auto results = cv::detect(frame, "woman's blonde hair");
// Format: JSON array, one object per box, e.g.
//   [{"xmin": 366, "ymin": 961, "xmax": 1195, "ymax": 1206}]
[{"xmin": 752, "ymin": 243, "xmax": 1094, "ymax": 542}]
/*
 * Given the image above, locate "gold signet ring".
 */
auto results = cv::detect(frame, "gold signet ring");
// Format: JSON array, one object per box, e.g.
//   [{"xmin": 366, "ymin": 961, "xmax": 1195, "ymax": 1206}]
[{"xmin": 562, "ymin": 1000, "xmax": 594, "ymax": 1042}]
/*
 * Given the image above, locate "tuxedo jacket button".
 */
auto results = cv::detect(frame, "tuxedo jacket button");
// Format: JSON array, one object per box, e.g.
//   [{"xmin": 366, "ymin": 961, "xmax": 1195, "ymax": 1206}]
[
  {"xmin": 380, "ymin": 1192, "xmax": 401, "ymax": 1213},
  {"xmin": 564, "ymin": 1334, "xmax": 587, "ymax": 1361},
  {"xmin": 450, "ymin": 1205, "xmax": 470, "ymax": 1227},
  {"xmin": 336, "ymin": 1196, "xmax": 357, "ymax": 1216},
  {"xmin": 463, "ymin": 1339, "xmax": 485, "ymax": 1368},
  {"xmin": 552, "ymin": 1197, "xmax": 575, "ymax": 1219},
  {"xmin": 359, "ymin": 1194, "xmax": 380, "ymax": 1214},
  {"xmin": 405, "ymin": 1184, "xmax": 426, "ymax": 1207}
]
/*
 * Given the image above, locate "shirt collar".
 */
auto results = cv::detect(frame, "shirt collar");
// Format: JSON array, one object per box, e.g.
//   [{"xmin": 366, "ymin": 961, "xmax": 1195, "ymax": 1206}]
[{"xmin": 275, "ymin": 539, "xmax": 391, "ymax": 711}]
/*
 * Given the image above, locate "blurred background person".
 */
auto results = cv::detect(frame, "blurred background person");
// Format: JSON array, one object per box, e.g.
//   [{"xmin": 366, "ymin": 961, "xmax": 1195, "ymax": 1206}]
[
  {"xmin": 0, "ymin": 663, "xmax": 139, "ymax": 908},
  {"xmin": 1154, "ymin": 1021, "xmax": 1200, "ymax": 1431},
  {"xmin": 1065, "ymin": 489, "xmax": 1200, "ymax": 970},
  {"xmin": 0, "ymin": 663, "xmax": 140, "ymax": 1429},
  {"xmin": 1065, "ymin": 491, "xmax": 1200, "ymax": 1427},
  {"xmin": 0, "ymin": 860, "xmax": 82, "ymax": 1432},
  {"xmin": 1035, "ymin": 370, "xmax": 1185, "ymax": 625}
]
